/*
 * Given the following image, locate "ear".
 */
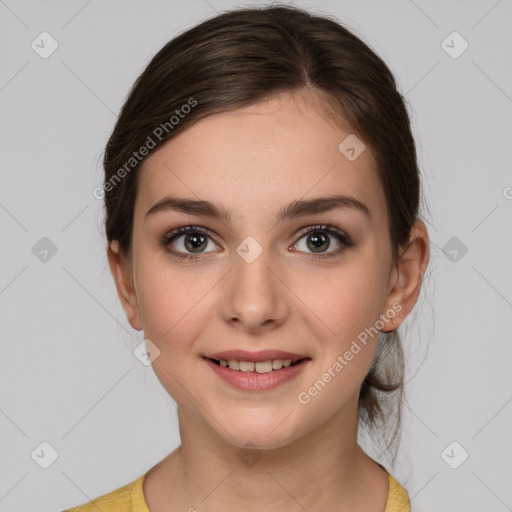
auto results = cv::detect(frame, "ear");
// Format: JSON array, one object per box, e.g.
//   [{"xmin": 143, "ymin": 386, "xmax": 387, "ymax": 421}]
[
  {"xmin": 107, "ymin": 240, "xmax": 143, "ymax": 331},
  {"xmin": 381, "ymin": 220, "xmax": 430, "ymax": 332}
]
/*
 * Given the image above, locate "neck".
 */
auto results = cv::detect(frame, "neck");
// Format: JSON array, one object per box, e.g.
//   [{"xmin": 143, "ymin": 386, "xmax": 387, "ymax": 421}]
[{"xmin": 150, "ymin": 395, "xmax": 389, "ymax": 511}]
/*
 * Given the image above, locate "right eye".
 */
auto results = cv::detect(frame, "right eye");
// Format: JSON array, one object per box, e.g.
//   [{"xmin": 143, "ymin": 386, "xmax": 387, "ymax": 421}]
[{"xmin": 160, "ymin": 225, "xmax": 221, "ymax": 260}]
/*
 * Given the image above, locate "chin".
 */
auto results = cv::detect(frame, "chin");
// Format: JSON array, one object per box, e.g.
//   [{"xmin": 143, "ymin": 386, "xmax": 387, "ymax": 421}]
[
  {"xmin": 227, "ymin": 434, "xmax": 296, "ymax": 452},
  {"xmin": 214, "ymin": 414, "xmax": 305, "ymax": 451}
]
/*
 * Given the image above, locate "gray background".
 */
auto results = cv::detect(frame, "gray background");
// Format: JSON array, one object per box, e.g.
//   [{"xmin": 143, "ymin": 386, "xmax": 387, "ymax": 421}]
[{"xmin": 1, "ymin": 0, "xmax": 511, "ymax": 511}]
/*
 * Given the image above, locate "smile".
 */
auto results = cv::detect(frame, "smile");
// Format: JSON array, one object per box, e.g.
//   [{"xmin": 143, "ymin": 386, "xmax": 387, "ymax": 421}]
[
  {"xmin": 203, "ymin": 356, "xmax": 311, "ymax": 391},
  {"xmin": 208, "ymin": 357, "xmax": 304, "ymax": 373}
]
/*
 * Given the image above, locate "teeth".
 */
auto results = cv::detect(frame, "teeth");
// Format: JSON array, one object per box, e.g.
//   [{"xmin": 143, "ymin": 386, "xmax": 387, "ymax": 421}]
[
  {"xmin": 239, "ymin": 361, "xmax": 255, "ymax": 372},
  {"xmin": 227, "ymin": 359, "xmax": 239, "ymax": 370},
  {"xmin": 272, "ymin": 359, "xmax": 284, "ymax": 369},
  {"xmin": 255, "ymin": 361, "xmax": 272, "ymax": 373},
  {"xmin": 218, "ymin": 358, "xmax": 298, "ymax": 372}
]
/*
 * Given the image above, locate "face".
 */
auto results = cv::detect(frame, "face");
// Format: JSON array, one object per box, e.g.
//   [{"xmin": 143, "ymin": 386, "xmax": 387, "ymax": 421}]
[{"xmin": 110, "ymin": 91, "xmax": 413, "ymax": 450}]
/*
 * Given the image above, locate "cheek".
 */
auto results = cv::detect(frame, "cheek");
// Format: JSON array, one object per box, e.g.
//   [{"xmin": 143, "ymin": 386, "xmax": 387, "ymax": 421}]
[
  {"xmin": 294, "ymin": 271, "xmax": 384, "ymax": 421},
  {"xmin": 292, "ymin": 259, "xmax": 388, "ymax": 344},
  {"xmin": 134, "ymin": 249, "xmax": 213, "ymax": 340},
  {"xmin": 134, "ymin": 258, "xmax": 217, "ymax": 406}
]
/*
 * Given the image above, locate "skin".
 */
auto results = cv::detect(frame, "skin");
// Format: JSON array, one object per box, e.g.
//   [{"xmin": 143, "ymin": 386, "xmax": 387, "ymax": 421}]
[{"xmin": 108, "ymin": 89, "xmax": 429, "ymax": 512}]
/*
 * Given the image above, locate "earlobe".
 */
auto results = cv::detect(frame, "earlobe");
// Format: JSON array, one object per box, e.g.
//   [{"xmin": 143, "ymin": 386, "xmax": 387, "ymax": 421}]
[
  {"xmin": 107, "ymin": 240, "xmax": 143, "ymax": 331},
  {"xmin": 381, "ymin": 221, "xmax": 430, "ymax": 332}
]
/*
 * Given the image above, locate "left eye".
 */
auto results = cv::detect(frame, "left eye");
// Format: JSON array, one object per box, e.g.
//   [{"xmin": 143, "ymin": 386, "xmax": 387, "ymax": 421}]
[{"xmin": 292, "ymin": 224, "xmax": 353, "ymax": 256}]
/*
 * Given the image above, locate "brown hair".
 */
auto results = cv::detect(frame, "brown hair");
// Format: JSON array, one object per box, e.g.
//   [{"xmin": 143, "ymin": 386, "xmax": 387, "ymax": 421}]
[{"xmin": 103, "ymin": 4, "xmax": 424, "ymax": 459}]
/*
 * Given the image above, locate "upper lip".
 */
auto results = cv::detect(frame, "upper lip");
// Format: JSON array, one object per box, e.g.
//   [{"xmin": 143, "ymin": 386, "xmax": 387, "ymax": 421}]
[{"xmin": 204, "ymin": 350, "xmax": 309, "ymax": 363}]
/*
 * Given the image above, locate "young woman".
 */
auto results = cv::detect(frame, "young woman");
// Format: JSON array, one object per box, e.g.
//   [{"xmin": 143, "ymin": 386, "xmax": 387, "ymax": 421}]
[{"xmin": 65, "ymin": 5, "xmax": 429, "ymax": 511}]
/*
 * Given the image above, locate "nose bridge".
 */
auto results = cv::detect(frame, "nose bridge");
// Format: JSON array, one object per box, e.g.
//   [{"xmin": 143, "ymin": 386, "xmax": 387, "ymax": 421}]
[{"xmin": 221, "ymin": 237, "xmax": 288, "ymax": 331}]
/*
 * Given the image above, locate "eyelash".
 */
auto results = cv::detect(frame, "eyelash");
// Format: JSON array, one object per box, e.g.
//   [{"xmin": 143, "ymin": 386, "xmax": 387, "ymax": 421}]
[{"xmin": 160, "ymin": 223, "xmax": 354, "ymax": 260}]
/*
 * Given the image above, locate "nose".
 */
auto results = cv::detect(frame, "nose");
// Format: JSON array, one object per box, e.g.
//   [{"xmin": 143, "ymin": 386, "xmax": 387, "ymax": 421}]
[{"xmin": 221, "ymin": 247, "xmax": 289, "ymax": 333}]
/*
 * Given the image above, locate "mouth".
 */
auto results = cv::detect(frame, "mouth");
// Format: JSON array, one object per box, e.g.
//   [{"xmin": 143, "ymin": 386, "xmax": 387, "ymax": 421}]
[
  {"xmin": 202, "ymin": 351, "xmax": 312, "ymax": 392},
  {"xmin": 203, "ymin": 356, "xmax": 311, "ymax": 374}
]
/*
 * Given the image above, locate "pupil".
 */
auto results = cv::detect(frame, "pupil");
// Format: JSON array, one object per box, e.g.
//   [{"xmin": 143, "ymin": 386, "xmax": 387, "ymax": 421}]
[
  {"xmin": 307, "ymin": 232, "xmax": 329, "ymax": 252},
  {"xmin": 185, "ymin": 233, "xmax": 206, "ymax": 252}
]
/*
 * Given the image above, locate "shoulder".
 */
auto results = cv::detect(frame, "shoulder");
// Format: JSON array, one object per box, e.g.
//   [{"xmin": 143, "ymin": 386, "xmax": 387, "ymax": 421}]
[
  {"xmin": 385, "ymin": 473, "xmax": 410, "ymax": 512},
  {"xmin": 62, "ymin": 473, "xmax": 149, "ymax": 512}
]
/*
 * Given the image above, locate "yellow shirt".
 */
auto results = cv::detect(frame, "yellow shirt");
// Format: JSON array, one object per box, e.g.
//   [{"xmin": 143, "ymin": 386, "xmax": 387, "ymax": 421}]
[{"xmin": 63, "ymin": 471, "xmax": 410, "ymax": 511}]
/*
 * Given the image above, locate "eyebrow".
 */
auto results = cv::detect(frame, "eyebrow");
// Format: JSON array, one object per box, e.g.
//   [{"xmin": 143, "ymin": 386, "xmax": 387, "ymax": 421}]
[{"xmin": 145, "ymin": 194, "xmax": 371, "ymax": 223}]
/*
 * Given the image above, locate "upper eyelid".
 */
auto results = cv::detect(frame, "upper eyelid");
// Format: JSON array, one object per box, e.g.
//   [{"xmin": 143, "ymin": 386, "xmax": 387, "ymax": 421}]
[
  {"xmin": 169, "ymin": 225, "xmax": 219, "ymax": 243},
  {"xmin": 295, "ymin": 223, "xmax": 346, "ymax": 238}
]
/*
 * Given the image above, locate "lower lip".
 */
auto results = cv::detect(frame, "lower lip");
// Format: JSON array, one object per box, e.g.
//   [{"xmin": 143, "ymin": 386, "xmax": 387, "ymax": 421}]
[{"xmin": 203, "ymin": 357, "xmax": 310, "ymax": 391}]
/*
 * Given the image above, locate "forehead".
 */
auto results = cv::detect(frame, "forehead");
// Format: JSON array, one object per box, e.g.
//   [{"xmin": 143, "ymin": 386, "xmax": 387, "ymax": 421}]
[{"xmin": 137, "ymin": 91, "xmax": 386, "ymax": 221}]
